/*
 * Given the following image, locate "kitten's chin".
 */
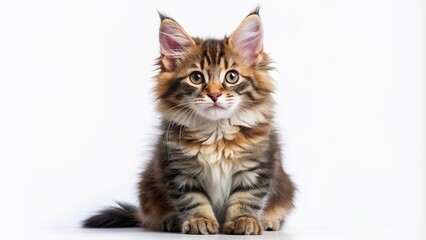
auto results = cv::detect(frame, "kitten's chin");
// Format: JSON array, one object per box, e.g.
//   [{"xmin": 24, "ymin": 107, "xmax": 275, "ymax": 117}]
[{"xmin": 197, "ymin": 106, "xmax": 235, "ymax": 121}]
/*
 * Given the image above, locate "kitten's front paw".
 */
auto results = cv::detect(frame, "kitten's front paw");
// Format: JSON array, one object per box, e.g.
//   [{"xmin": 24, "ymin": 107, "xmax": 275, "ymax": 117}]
[
  {"xmin": 224, "ymin": 217, "xmax": 262, "ymax": 235},
  {"xmin": 182, "ymin": 218, "xmax": 219, "ymax": 235}
]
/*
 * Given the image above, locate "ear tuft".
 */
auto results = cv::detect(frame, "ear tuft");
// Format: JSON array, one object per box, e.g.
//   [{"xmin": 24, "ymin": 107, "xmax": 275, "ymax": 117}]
[
  {"xmin": 159, "ymin": 19, "xmax": 195, "ymax": 71},
  {"xmin": 248, "ymin": 6, "xmax": 261, "ymax": 16},
  {"xmin": 229, "ymin": 14, "xmax": 263, "ymax": 66},
  {"xmin": 157, "ymin": 11, "xmax": 170, "ymax": 21}
]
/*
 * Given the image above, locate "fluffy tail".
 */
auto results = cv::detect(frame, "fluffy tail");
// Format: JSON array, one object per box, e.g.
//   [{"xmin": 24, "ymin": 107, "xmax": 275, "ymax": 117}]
[{"xmin": 82, "ymin": 202, "xmax": 140, "ymax": 228}]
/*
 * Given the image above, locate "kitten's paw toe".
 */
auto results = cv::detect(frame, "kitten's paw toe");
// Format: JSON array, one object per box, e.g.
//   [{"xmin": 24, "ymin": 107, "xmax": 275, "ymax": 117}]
[
  {"xmin": 161, "ymin": 214, "xmax": 181, "ymax": 232},
  {"xmin": 182, "ymin": 218, "xmax": 219, "ymax": 235},
  {"xmin": 262, "ymin": 216, "xmax": 283, "ymax": 231},
  {"xmin": 224, "ymin": 217, "xmax": 262, "ymax": 235}
]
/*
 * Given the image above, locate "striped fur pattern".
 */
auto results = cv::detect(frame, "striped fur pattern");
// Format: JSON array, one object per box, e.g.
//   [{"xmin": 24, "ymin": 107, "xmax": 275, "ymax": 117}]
[{"xmin": 83, "ymin": 9, "xmax": 295, "ymax": 235}]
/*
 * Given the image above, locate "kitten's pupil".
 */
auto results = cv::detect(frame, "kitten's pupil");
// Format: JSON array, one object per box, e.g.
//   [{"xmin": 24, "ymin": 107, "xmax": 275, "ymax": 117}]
[{"xmin": 190, "ymin": 71, "xmax": 204, "ymax": 84}]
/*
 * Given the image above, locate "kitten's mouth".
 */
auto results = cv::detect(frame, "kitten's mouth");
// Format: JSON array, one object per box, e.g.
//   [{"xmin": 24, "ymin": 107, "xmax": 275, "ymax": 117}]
[
  {"xmin": 207, "ymin": 103, "xmax": 226, "ymax": 110},
  {"xmin": 196, "ymin": 102, "xmax": 237, "ymax": 120}
]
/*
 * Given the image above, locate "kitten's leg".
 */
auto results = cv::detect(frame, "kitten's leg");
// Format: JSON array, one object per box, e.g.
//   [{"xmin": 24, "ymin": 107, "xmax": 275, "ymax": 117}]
[
  {"xmin": 139, "ymin": 165, "xmax": 218, "ymax": 233},
  {"xmin": 167, "ymin": 176, "xmax": 219, "ymax": 234},
  {"xmin": 262, "ymin": 168, "xmax": 295, "ymax": 231},
  {"xmin": 139, "ymin": 174, "xmax": 216, "ymax": 233},
  {"xmin": 223, "ymin": 173, "xmax": 268, "ymax": 235},
  {"xmin": 138, "ymin": 168, "xmax": 177, "ymax": 231}
]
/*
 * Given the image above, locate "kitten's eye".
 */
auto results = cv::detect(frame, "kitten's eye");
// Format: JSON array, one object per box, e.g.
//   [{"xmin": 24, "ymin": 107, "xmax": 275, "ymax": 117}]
[
  {"xmin": 225, "ymin": 70, "xmax": 239, "ymax": 84},
  {"xmin": 189, "ymin": 71, "xmax": 205, "ymax": 84}
]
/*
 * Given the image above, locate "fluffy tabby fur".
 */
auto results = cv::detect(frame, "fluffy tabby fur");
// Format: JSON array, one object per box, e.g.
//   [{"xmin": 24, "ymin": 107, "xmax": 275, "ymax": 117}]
[{"xmin": 83, "ymin": 8, "xmax": 295, "ymax": 235}]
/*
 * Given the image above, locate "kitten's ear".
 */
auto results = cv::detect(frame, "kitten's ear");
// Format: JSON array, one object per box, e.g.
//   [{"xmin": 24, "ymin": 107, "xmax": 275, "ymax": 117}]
[
  {"xmin": 229, "ymin": 13, "xmax": 263, "ymax": 66},
  {"xmin": 159, "ymin": 17, "xmax": 195, "ymax": 71}
]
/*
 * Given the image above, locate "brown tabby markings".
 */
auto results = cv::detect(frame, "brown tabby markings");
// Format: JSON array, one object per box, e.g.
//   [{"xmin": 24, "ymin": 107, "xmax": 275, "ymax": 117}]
[
  {"xmin": 137, "ymin": 11, "xmax": 295, "ymax": 235},
  {"xmin": 83, "ymin": 9, "xmax": 295, "ymax": 236}
]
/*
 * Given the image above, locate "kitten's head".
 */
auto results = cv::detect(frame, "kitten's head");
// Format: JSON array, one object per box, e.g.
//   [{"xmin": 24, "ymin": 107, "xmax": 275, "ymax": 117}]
[{"xmin": 155, "ymin": 9, "xmax": 275, "ymax": 126}]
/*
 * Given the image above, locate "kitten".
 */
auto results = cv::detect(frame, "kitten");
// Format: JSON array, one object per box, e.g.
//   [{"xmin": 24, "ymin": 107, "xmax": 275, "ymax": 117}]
[{"xmin": 83, "ymin": 8, "xmax": 295, "ymax": 235}]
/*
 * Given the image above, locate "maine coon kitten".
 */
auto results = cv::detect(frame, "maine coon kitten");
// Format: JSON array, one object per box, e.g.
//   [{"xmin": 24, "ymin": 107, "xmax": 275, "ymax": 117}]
[{"xmin": 83, "ymin": 8, "xmax": 295, "ymax": 235}]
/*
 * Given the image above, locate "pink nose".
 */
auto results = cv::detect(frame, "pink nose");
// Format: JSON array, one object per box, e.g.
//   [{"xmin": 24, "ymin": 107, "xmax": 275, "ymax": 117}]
[{"xmin": 207, "ymin": 92, "xmax": 222, "ymax": 102}]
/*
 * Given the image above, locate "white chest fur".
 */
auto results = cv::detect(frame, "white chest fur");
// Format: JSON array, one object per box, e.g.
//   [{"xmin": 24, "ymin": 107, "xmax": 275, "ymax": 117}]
[
  {"xmin": 185, "ymin": 118, "xmax": 262, "ymax": 216},
  {"xmin": 188, "ymin": 120, "xmax": 238, "ymax": 214},
  {"xmin": 198, "ymin": 159, "xmax": 233, "ymax": 215}
]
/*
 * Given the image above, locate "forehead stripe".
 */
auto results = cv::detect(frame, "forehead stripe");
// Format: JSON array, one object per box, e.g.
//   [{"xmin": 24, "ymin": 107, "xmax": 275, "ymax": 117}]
[{"xmin": 204, "ymin": 50, "xmax": 211, "ymax": 65}]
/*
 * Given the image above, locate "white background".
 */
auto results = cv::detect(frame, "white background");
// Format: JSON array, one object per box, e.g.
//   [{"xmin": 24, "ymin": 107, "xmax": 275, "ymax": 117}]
[{"xmin": 0, "ymin": 0, "xmax": 424, "ymax": 239}]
